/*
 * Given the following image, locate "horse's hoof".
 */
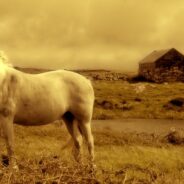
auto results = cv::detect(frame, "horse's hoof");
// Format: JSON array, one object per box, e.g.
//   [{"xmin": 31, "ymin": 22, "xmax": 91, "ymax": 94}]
[
  {"xmin": 2, "ymin": 154, "xmax": 9, "ymax": 167},
  {"xmin": 93, "ymin": 164, "xmax": 97, "ymax": 169},
  {"xmin": 11, "ymin": 165, "xmax": 19, "ymax": 172},
  {"xmin": 92, "ymin": 164, "xmax": 97, "ymax": 171}
]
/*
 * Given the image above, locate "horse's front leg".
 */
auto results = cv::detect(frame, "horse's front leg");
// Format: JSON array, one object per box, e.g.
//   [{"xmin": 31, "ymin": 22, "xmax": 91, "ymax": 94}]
[{"xmin": 1, "ymin": 115, "xmax": 17, "ymax": 170}]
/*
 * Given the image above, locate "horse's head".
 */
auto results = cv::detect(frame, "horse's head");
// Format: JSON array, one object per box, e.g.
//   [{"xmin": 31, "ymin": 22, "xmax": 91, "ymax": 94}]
[
  {"xmin": 0, "ymin": 50, "xmax": 8, "ymax": 62},
  {"xmin": 0, "ymin": 50, "xmax": 12, "ymax": 67}
]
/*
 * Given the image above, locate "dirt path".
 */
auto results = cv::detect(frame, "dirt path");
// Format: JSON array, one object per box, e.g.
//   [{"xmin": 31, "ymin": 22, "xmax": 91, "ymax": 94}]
[{"xmin": 92, "ymin": 119, "xmax": 184, "ymax": 134}]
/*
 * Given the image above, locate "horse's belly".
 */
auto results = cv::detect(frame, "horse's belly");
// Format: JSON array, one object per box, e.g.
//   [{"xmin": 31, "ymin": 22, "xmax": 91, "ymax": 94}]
[
  {"xmin": 14, "ymin": 104, "xmax": 65, "ymax": 126},
  {"xmin": 14, "ymin": 112, "xmax": 59, "ymax": 126},
  {"xmin": 14, "ymin": 114, "xmax": 58, "ymax": 126}
]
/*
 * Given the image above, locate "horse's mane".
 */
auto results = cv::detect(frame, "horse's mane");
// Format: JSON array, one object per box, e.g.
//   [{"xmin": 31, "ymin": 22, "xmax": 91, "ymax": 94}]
[
  {"xmin": 0, "ymin": 51, "xmax": 13, "ymax": 76},
  {"xmin": 0, "ymin": 50, "xmax": 13, "ymax": 68}
]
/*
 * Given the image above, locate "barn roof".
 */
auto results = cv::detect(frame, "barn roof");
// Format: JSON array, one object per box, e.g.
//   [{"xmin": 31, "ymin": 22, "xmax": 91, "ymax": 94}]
[{"xmin": 139, "ymin": 48, "xmax": 181, "ymax": 64}]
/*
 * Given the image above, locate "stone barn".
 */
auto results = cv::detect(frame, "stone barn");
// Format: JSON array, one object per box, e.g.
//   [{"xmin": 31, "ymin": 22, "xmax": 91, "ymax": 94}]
[{"xmin": 139, "ymin": 48, "xmax": 184, "ymax": 82}]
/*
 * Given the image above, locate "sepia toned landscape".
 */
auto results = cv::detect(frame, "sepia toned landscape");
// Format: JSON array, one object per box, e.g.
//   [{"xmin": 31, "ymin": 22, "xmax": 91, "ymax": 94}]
[{"xmin": 1, "ymin": 0, "xmax": 184, "ymax": 183}]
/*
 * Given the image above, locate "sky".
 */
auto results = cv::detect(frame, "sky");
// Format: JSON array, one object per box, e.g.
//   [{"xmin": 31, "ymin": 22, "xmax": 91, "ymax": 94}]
[{"xmin": 0, "ymin": 0, "xmax": 184, "ymax": 71}]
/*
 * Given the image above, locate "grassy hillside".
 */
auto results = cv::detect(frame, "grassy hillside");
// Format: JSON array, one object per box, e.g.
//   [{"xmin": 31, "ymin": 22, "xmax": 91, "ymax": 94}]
[{"xmin": 93, "ymin": 81, "xmax": 184, "ymax": 120}]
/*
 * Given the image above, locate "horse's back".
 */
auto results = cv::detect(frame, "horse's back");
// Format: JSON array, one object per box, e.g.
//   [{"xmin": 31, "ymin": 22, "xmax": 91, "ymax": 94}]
[
  {"xmin": 39, "ymin": 70, "xmax": 94, "ymax": 100},
  {"xmin": 39, "ymin": 70, "xmax": 95, "ymax": 121}
]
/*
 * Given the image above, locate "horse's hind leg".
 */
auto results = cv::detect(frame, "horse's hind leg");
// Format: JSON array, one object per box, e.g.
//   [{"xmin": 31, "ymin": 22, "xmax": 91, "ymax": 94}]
[
  {"xmin": 78, "ymin": 120, "xmax": 94, "ymax": 162},
  {"xmin": 63, "ymin": 112, "xmax": 82, "ymax": 162}
]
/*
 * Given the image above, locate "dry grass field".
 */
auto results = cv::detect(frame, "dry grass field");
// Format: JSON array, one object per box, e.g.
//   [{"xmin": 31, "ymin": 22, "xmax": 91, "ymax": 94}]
[
  {"xmin": 1, "ymin": 68, "xmax": 184, "ymax": 183},
  {"xmin": 1, "ymin": 123, "xmax": 184, "ymax": 184}
]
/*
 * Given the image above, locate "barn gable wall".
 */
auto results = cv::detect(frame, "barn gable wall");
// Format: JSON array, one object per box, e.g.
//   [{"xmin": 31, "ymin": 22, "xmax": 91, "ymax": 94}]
[
  {"xmin": 156, "ymin": 49, "xmax": 184, "ymax": 68},
  {"xmin": 139, "ymin": 63, "xmax": 155, "ymax": 81}
]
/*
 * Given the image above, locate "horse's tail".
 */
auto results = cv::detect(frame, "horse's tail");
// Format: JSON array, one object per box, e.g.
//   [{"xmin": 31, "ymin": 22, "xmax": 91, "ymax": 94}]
[
  {"xmin": 61, "ymin": 138, "xmax": 73, "ymax": 150},
  {"xmin": 61, "ymin": 119, "xmax": 82, "ymax": 150}
]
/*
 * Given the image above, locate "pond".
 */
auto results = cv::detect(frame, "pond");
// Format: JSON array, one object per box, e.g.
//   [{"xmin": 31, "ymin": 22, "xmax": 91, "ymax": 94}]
[{"xmin": 92, "ymin": 119, "xmax": 184, "ymax": 134}]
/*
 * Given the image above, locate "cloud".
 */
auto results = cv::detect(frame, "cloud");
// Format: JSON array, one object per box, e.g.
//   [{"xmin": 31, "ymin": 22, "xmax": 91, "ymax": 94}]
[{"xmin": 0, "ymin": 0, "xmax": 183, "ymax": 70}]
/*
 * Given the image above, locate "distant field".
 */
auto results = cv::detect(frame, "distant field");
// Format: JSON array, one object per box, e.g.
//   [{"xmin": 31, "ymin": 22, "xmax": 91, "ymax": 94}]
[{"xmin": 93, "ymin": 81, "xmax": 184, "ymax": 120}]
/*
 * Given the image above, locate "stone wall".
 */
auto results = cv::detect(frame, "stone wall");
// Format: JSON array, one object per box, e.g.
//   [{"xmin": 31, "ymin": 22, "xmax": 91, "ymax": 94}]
[
  {"xmin": 140, "ymin": 66, "xmax": 184, "ymax": 83},
  {"xmin": 92, "ymin": 72, "xmax": 128, "ymax": 81},
  {"xmin": 79, "ymin": 71, "xmax": 128, "ymax": 81}
]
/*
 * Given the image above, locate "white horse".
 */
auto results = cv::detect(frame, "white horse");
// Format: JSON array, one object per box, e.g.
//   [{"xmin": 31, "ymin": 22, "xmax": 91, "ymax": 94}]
[{"xmin": 0, "ymin": 53, "xmax": 94, "ymax": 169}]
